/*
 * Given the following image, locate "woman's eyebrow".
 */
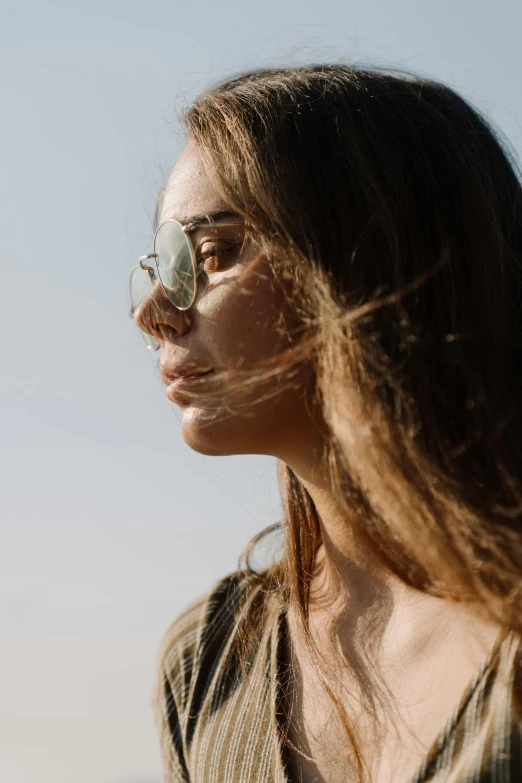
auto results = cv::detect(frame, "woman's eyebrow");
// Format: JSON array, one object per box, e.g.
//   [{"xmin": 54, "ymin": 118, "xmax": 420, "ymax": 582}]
[
  {"xmin": 184, "ymin": 210, "xmax": 239, "ymax": 226},
  {"xmin": 155, "ymin": 209, "xmax": 239, "ymax": 232}
]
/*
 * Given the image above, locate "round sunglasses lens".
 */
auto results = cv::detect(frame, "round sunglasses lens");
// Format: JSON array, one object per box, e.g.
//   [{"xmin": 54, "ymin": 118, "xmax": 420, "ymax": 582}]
[
  {"xmin": 155, "ymin": 220, "xmax": 195, "ymax": 309},
  {"xmin": 129, "ymin": 266, "xmax": 159, "ymax": 351}
]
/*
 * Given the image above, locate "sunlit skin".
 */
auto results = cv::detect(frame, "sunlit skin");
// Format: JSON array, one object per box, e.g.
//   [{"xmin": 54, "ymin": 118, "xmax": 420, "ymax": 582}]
[
  {"xmin": 136, "ymin": 144, "xmax": 502, "ymax": 783},
  {"xmin": 135, "ymin": 143, "xmax": 320, "ymax": 462}
]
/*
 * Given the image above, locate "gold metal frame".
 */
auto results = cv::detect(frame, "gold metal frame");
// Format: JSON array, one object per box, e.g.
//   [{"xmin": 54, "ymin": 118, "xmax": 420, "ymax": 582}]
[{"xmin": 136, "ymin": 217, "xmax": 244, "ymax": 312}]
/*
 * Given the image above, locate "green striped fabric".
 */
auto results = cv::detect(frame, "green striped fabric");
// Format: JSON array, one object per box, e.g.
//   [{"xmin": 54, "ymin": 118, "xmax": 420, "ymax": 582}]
[{"xmin": 153, "ymin": 572, "xmax": 522, "ymax": 783}]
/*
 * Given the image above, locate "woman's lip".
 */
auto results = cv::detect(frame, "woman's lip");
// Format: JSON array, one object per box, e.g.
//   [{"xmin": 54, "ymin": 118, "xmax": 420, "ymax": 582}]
[{"xmin": 165, "ymin": 370, "xmax": 214, "ymax": 403}]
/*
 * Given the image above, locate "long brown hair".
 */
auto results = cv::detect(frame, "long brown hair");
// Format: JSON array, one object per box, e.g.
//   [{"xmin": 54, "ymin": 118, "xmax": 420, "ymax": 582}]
[{"xmin": 183, "ymin": 64, "xmax": 522, "ymax": 779}]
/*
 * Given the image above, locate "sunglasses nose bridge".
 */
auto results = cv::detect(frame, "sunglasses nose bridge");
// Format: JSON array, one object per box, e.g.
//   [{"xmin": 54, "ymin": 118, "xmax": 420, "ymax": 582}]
[{"xmin": 139, "ymin": 253, "xmax": 158, "ymax": 272}]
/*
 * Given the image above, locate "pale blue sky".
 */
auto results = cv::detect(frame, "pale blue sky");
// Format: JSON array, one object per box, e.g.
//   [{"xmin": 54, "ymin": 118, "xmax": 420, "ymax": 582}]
[{"xmin": 1, "ymin": 1, "xmax": 522, "ymax": 781}]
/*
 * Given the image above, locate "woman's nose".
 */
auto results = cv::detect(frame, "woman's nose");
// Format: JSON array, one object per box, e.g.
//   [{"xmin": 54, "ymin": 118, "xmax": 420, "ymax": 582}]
[{"xmin": 134, "ymin": 281, "xmax": 191, "ymax": 341}]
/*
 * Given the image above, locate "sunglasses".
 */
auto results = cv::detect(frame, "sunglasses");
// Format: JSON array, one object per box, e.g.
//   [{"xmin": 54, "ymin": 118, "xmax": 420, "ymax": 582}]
[{"xmin": 129, "ymin": 216, "xmax": 245, "ymax": 351}]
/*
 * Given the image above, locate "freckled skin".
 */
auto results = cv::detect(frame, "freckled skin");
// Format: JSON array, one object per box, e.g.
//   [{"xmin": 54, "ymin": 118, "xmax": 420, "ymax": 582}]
[{"xmin": 135, "ymin": 143, "xmax": 320, "ymax": 460}]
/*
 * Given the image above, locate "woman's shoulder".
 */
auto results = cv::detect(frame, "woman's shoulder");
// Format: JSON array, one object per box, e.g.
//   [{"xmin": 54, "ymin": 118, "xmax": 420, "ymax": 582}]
[
  {"xmin": 154, "ymin": 570, "xmax": 285, "ymax": 782},
  {"xmin": 156, "ymin": 569, "xmax": 278, "ymax": 709}
]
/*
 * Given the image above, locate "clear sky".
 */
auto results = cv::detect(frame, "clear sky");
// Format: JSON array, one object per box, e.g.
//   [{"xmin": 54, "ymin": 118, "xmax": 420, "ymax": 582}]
[{"xmin": 1, "ymin": 1, "xmax": 522, "ymax": 781}]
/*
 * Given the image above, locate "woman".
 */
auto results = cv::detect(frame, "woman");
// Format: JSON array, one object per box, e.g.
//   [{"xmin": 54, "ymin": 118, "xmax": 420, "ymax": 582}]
[{"xmin": 130, "ymin": 65, "xmax": 522, "ymax": 782}]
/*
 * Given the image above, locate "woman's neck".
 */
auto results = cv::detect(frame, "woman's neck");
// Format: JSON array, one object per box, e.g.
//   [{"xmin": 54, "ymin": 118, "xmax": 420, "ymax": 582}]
[{"xmin": 291, "ymin": 466, "xmax": 500, "ymax": 675}]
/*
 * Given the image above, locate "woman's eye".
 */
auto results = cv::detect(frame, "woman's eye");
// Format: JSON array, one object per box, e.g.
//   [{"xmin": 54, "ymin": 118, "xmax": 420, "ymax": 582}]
[{"xmin": 195, "ymin": 241, "xmax": 237, "ymax": 274}]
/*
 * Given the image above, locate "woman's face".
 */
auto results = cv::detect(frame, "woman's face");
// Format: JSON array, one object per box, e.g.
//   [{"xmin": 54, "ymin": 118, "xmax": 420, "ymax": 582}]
[{"xmin": 135, "ymin": 143, "xmax": 319, "ymax": 461}]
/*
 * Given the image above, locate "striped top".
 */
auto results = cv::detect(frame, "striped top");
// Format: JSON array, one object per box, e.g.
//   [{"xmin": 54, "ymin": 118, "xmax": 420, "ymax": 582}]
[{"xmin": 153, "ymin": 571, "xmax": 522, "ymax": 783}]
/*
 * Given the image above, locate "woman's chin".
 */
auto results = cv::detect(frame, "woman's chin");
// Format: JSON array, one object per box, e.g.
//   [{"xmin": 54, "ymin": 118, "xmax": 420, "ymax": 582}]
[
  {"xmin": 177, "ymin": 381, "xmax": 315, "ymax": 458},
  {"xmin": 180, "ymin": 404, "xmax": 250, "ymax": 457}
]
